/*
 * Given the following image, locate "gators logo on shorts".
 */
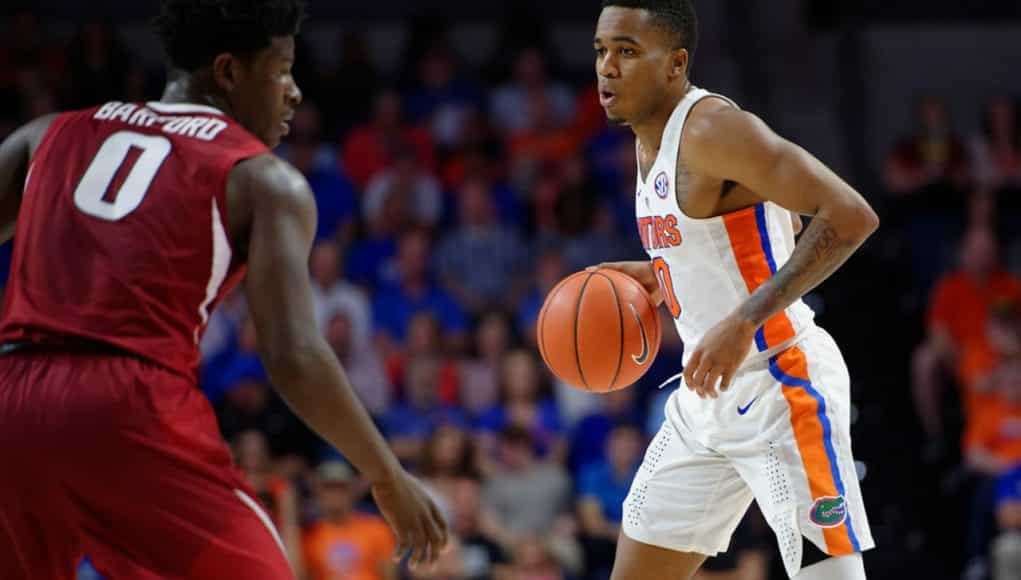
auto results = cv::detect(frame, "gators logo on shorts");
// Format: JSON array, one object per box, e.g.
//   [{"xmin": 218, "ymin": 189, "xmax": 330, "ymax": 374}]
[{"xmin": 809, "ymin": 496, "xmax": 847, "ymax": 528}]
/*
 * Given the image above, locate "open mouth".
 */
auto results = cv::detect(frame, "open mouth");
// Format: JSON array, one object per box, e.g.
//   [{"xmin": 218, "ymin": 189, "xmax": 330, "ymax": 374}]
[{"xmin": 600, "ymin": 91, "xmax": 617, "ymax": 106}]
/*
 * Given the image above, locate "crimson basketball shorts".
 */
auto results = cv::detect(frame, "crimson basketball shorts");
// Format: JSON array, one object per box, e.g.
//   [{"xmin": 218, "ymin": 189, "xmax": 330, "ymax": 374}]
[
  {"xmin": 622, "ymin": 327, "xmax": 875, "ymax": 578},
  {"xmin": 0, "ymin": 350, "xmax": 294, "ymax": 580}
]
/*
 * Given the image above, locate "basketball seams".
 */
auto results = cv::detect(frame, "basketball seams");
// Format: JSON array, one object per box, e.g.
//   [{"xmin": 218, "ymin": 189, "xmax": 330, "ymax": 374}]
[
  {"xmin": 537, "ymin": 276, "xmax": 572, "ymax": 371},
  {"xmin": 594, "ymin": 271, "xmax": 625, "ymax": 391},
  {"xmin": 573, "ymin": 271, "xmax": 596, "ymax": 391}
]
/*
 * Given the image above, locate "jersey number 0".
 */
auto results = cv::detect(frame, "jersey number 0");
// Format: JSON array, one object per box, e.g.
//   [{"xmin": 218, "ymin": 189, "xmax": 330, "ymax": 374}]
[
  {"xmin": 652, "ymin": 257, "xmax": 682, "ymax": 318},
  {"xmin": 73, "ymin": 131, "xmax": 172, "ymax": 221}
]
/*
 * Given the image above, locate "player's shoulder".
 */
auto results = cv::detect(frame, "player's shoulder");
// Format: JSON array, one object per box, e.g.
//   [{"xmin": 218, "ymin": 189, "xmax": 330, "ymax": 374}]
[
  {"xmin": 2, "ymin": 113, "xmax": 61, "ymax": 156},
  {"xmin": 684, "ymin": 98, "xmax": 768, "ymax": 150},
  {"xmin": 230, "ymin": 153, "xmax": 313, "ymax": 206}
]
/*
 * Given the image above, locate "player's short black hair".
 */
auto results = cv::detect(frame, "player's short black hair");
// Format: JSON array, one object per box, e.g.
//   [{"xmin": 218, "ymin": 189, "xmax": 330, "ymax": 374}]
[
  {"xmin": 154, "ymin": 0, "xmax": 306, "ymax": 72},
  {"xmin": 601, "ymin": 0, "xmax": 698, "ymax": 58}
]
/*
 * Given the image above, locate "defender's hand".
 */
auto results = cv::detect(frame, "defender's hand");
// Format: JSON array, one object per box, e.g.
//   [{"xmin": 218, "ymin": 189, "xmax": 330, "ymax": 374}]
[
  {"xmin": 372, "ymin": 470, "xmax": 449, "ymax": 568},
  {"xmin": 593, "ymin": 261, "xmax": 663, "ymax": 306},
  {"xmin": 683, "ymin": 313, "xmax": 757, "ymax": 398}
]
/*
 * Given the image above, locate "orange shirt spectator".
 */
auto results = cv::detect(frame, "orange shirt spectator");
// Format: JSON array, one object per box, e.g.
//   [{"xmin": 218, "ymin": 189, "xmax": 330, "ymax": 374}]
[
  {"xmin": 303, "ymin": 513, "xmax": 396, "ymax": 580},
  {"xmin": 304, "ymin": 462, "xmax": 397, "ymax": 580},
  {"xmin": 965, "ymin": 359, "xmax": 1021, "ymax": 473},
  {"xmin": 928, "ymin": 269, "xmax": 1021, "ymax": 412}
]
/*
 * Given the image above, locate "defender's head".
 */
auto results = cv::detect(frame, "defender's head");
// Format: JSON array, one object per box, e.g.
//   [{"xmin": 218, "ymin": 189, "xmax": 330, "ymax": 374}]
[
  {"xmin": 595, "ymin": 0, "xmax": 697, "ymax": 126},
  {"xmin": 155, "ymin": 0, "xmax": 305, "ymax": 147}
]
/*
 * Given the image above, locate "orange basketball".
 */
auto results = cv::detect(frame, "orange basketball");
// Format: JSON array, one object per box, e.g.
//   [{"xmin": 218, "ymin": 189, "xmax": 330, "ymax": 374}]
[{"xmin": 537, "ymin": 268, "xmax": 661, "ymax": 393}]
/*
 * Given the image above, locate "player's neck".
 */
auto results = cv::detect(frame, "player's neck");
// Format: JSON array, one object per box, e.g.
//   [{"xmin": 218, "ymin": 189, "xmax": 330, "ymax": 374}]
[
  {"xmin": 631, "ymin": 80, "xmax": 691, "ymax": 156},
  {"xmin": 159, "ymin": 73, "xmax": 233, "ymax": 118}
]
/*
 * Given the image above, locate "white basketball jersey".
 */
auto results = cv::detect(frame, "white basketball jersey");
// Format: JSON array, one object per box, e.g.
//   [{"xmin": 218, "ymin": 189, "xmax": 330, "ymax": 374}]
[{"xmin": 635, "ymin": 87, "xmax": 816, "ymax": 366}]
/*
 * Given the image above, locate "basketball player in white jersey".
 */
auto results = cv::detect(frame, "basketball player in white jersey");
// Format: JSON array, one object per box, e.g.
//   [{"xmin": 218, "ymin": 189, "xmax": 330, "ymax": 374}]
[{"xmin": 592, "ymin": 1, "xmax": 879, "ymax": 579}]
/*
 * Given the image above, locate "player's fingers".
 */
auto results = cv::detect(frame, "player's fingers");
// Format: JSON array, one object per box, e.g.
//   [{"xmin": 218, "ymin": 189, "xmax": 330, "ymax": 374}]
[
  {"xmin": 718, "ymin": 370, "xmax": 734, "ymax": 393},
  {"xmin": 692, "ymin": 357, "xmax": 713, "ymax": 396},
  {"xmin": 683, "ymin": 350, "xmax": 702, "ymax": 389},
  {"xmin": 393, "ymin": 535, "xmax": 410, "ymax": 563},
  {"xmin": 429, "ymin": 496, "xmax": 450, "ymax": 548},
  {"xmin": 703, "ymin": 367, "xmax": 723, "ymax": 399},
  {"xmin": 410, "ymin": 533, "xmax": 427, "ymax": 567}
]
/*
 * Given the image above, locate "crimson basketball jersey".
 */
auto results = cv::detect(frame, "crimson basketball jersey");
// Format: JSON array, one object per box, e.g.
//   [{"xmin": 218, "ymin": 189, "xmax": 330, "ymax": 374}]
[{"xmin": 0, "ymin": 101, "xmax": 269, "ymax": 378}]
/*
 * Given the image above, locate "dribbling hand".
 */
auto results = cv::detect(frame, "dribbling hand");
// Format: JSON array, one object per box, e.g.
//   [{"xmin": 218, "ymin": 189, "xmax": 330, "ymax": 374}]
[
  {"xmin": 371, "ymin": 470, "xmax": 449, "ymax": 568},
  {"xmin": 593, "ymin": 261, "xmax": 663, "ymax": 306}
]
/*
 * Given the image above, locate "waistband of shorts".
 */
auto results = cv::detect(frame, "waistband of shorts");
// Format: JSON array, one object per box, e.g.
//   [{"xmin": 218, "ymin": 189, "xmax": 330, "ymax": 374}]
[{"xmin": 1, "ymin": 339, "xmax": 137, "ymax": 358}]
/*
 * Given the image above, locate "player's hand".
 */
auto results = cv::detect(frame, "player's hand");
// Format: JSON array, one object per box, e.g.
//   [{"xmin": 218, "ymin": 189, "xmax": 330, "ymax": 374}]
[
  {"xmin": 683, "ymin": 313, "xmax": 757, "ymax": 398},
  {"xmin": 592, "ymin": 261, "xmax": 663, "ymax": 306},
  {"xmin": 371, "ymin": 469, "xmax": 449, "ymax": 568}
]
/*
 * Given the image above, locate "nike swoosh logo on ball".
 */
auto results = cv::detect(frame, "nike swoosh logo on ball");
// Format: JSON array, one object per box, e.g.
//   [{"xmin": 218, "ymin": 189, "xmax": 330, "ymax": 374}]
[{"xmin": 628, "ymin": 303, "xmax": 649, "ymax": 365}]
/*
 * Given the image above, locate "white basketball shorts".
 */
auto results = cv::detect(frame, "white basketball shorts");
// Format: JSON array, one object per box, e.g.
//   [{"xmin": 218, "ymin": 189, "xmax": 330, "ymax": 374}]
[{"xmin": 622, "ymin": 327, "xmax": 875, "ymax": 578}]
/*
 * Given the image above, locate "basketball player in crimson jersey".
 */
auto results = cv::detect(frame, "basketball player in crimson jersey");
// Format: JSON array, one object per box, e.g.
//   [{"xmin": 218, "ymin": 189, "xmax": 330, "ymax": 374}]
[
  {"xmin": 0, "ymin": 1, "xmax": 446, "ymax": 578},
  {"xmin": 592, "ymin": 1, "xmax": 879, "ymax": 579}
]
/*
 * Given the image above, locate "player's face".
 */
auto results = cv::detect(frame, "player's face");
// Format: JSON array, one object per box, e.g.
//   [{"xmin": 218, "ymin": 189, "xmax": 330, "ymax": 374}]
[
  {"xmin": 594, "ymin": 7, "xmax": 685, "ymax": 126},
  {"xmin": 232, "ymin": 36, "xmax": 302, "ymax": 148}
]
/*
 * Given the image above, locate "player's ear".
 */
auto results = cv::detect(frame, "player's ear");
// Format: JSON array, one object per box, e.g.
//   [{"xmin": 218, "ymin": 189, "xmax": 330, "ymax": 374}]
[
  {"xmin": 670, "ymin": 48, "xmax": 688, "ymax": 81},
  {"xmin": 212, "ymin": 52, "xmax": 240, "ymax": 93}
]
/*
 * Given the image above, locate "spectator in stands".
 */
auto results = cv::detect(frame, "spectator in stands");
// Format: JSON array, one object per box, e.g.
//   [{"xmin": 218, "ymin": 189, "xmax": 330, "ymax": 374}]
[
  {"xmin": 993, "ymin": 464, "xmax": 1021, "ymax": 580},
  {"xmin": 381, "ymin": 354, "xmax": 467, "ymax": 466},
  {"xmin": 460, "ymin": 312, "xmax": 514, "ymax": 417},
  {"xmin": 500, "ymin": 536, "xmax": 566, "ymax": 580},
  {"xmin": 373, "ymin": 229, "xmax": 468, "ymax": 355},
  {"xmin": 517, "ymin": 246, "xmax": 565, "ymax": 345},
  {"xmin": 311, "ymin": 239, "xmax": 372, "ymax": 346},
  {"xmin": 884, "ymin": 95, "xmax": 971, "ymax": 197},
  {"xmin": 490, "ymin": 47, "xmax": 575, "ymax": 136},
  {"xmin": 344, "ymin": 196, "xmax": 402, "ymax": 292},
  {"xmin": 556, "ymin": 156, "xmax": 625, "ymax": 273},
  {"xmin": 568, "ymin": 388, "xmax": 643, "ymax": 475},
  {"xmin": 913, "ymin": 226, "xmax": 1021, "ymax": 451},
  {"xmin": 962, "ymin": 300, "xmax": 1021, "ymax": 578},
  {"xmin": 233, "ymin": 430, "xmax": 305, "ymax": 575},
  {"xmin": 341, "ymin": 89, "xmax": 436, "ymax": 189},
  {"xmin": 972, "ymin": 96, "xmax": 1021, "ymax": 192},
  {"xmin": 443, "ymin": 480, "xmax": 510, "ymax": 580},
  {"xmin": 285, "ymin": 103, "xmax": 357, "ymax": 243},
  {"xmin": 418, "ymin": 423, "xmax": 484, "ymax": 500},
  {"xmin": 303, "ymin": 461, "xmax": 397, "ymax": 580},
  {"xmin": 481, "ymin": 426, "xmax": 571, "ymax": 549},
  {"xmin": 325, "ymin": 310, "xmax": 392, "ymax": 417},
  {"xmin": 202, "ymin": 315, "xmax": 265, "ymax": 404},
  {"xmin": 576, "ymin": 423, "xmax": 643, "ymax": 580},
  {"xmin": 385, "ymin": 312, "xmax": 460, "ymax": 406},
  {"xmin": 436, "ymin": 178, "xmax": 526, "ymax": 314},
  {"xmin": 364, "ymin": 148, "xmax": 444, "ymax": 229},
  {"xmin": 405, "ymin": 45, "xmax": 483, "ymax": 150},
  {"xmin": 216, "ymin": 365, "xmax": 317, "ymax": 461},
  {"xmin": 475, "ymin": 350, "xmax": 565, "ymax": 462}
]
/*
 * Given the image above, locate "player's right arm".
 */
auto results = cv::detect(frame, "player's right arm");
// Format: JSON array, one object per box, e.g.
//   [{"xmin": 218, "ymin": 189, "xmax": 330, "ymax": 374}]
[
  {"xmin": 0, "ymin": 114, "xmax": 57, "ymax": 243},
  {"xmin": 229, "ymin": 154, "xmax": 448, "ymax": 566}
]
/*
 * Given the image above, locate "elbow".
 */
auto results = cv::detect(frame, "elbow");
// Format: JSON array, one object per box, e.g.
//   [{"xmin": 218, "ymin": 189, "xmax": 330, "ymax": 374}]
[
  {"xmin": 261, "ymin": 338, "xmax": 327, "ymax": 387},
  {"xmin": 846, "ymin": 201, "xmax": 880, "ymax": 242}
]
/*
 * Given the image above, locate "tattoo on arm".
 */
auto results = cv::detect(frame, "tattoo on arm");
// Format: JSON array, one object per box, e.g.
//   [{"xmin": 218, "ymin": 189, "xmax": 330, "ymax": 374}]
[{"xmin": 740, "ymin": 218, "xmax": 859, "ymax": 326}]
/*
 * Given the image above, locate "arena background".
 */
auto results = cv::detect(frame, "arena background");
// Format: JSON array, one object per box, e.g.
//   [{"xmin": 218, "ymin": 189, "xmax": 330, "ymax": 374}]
[{"xmin": 2, "ymin": 1, "xmax": 1021, "ymax": 579}]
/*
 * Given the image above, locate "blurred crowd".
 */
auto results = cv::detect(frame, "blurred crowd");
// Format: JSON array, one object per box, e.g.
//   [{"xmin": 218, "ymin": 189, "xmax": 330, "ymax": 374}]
[
  {"xmin": 894, "ymin": 96, "xmax": 1021, "ymax": 579},
  {"xmin": 3, "ymin": 5, "xmax": 1021, "ymax": 580}
]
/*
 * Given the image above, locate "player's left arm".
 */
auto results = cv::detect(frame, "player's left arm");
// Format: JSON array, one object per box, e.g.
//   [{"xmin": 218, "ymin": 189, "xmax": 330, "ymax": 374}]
[
  {"xmin": 681, "ymin": 107, "xmax": 879, "ymax": 397},
  {"xmin": 0, "ymin": 114, "xmax": 57, "ymax": 243}
]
